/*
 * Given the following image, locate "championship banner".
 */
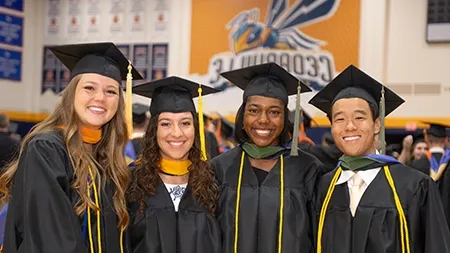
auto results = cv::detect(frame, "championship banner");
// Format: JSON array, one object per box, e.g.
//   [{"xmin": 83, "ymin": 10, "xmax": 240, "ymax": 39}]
[{"xmin": 189, "ymin": 0, "xmax": 361, "ymax": 114}]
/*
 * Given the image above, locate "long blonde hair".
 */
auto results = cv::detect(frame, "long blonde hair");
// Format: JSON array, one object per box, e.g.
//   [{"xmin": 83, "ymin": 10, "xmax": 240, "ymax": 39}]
[{"xmin": 0, "ymin": 74, "xmax": 130, "ymax": 229}]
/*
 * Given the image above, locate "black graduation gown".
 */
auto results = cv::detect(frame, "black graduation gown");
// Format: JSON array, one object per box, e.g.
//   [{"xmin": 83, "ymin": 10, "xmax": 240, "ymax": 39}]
[
  {"xmin": 211, "ymin": 146, "xmax": 323, "ymax": 253},
  {"xmin": 3, "ymin": 132, "xmax": 125, "ymax": 253},
  {"xmin": 131, "ymin": 137, "xmax": 143, "ymax": 157},
  {"xmin": 408, "ymin": 155, "xmax": 433, "ymax": 176},
  {"xmin": 409, "ymin": 153, "xmax": 450, "ymax": 226},
  {"xmin": 314, "ymin": 163, "xmax": 450, "ymax": 253},
  {"xmin": 127, "ymin": 178, "xmax": 221, "ymax": 253}
]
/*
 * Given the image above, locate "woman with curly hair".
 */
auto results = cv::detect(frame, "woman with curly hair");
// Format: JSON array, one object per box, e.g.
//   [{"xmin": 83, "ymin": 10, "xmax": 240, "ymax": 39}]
[
  {"xmin": 0, "ymin": 42, "xmax": 143, "ymax": 253},
  {"xmin": 126, "ymin": 77, "xmax": 221, "ymax": 253}
]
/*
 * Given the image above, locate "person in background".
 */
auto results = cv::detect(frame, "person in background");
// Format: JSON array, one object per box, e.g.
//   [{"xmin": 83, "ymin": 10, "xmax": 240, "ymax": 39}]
[
  {"xmin": 386, "ymin": 143, "xmax": 401, "ymax": 159},
  {"xmin": 131, "ymin": 103, "xmax": 150, "ymax": 156},
  {"xmin": 310, "ymin": 65, "xmax": 450, "ymax": 253},
  {"xmin": 301, "ymin": 132, "xmax": 343, "ymax": 173},
  {"xmin": 124, "ymin": 103, "xmax": 150, "ymax": 161},
  {"xmin": 126, "ymin": 77, "xmax": 221, "ymax": 253},
  {"xmin": 214, "ymin": 116, "xmax": 236, "ymax": 153},
  {"xmin": 410, "ymin": 122, "xmax": 450, "ymax": 227},
  {"xmin": 203, "ymin": 114, "xmax": 221, "ymax": 159},
  {"xmin": 322, "ymin": 132, "xmax": 335, "ymax": 147},
  {"xmin": 409, "ymin": 122, "xmax": 449, "ymax": 180},
  {"xmin": 397, "ymin": 134, "xmax": 428, "ymax": 168},
  {"xmin": 0, "ymin": 114, "xmax": 19, "ymax": 172},
  {"xmin": 410, "ymin": 135, "xmax": 428, "ymax": 161},
  {"xmin": 0, "ymin": 42, "xmax": 143, "ymax": 253}
]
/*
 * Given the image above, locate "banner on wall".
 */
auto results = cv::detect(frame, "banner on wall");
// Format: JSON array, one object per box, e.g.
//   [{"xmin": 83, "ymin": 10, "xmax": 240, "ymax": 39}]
[
  {"xmin": 150, "ymin": 0, "xmax": 170, "ymax": 37},
  {"xmin": 0, "ymin": 47, "xmax": 21, "ymax": 81},
  {"xmin": 0, "ymin": 0, "xmax": 23, "ymax": 12},
  {"xmin": 67, "ymin": 0, "xmax": 84, "ymax": 37},
  {"xmin": 188, "ymin": 0, "xmax": 361, "ymax": 114},
  {"xmin": 41, "ymin": 43, "xmax": 169, "ymax": 94},
  {"xmin": 0, "ymin": 12, "xmax": 23, "ymax": 47},
  {"xmin": 0, "ymin": 9, "xmax": 23, "ymax": 81},
  {"xmin": 45, "ymin": 0, "xmax": 62, "ymax": 36},
  {"xmin": 42, "ymin": 0, "xmax": 172, "ymax": 43},
  {"xmin": 130, "ymin": 0, "xmax": 146, "ymax": 32}
]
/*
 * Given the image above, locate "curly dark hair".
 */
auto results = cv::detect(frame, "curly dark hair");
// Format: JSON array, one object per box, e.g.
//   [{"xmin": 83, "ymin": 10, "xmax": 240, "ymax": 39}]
[{"xmin": 127, "ymin": 112, "xmax": 220, "ymax": 217}]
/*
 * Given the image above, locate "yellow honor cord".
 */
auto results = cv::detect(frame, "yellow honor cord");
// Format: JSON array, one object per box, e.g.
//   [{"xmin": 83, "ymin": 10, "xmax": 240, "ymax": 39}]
[
  {"xmin": 234, "ymin": 152, "xmax": 285, "ymax": 253},
  {"xmin": 125, "ymin": 61, "xmax": 133, "ymax": 139},
  {"xmin": 233, "ymin": 152, "xmax": 245, "ymax": 253},
  {"xmin": 316, "ymin": 166, "xmax": 409, "ymax": 253},
  {"xmin": 277, "ymin": 155, "xmax": 284, "ymax": 253},
  {"xmin": 197, "ymin": 86, "xmax": 207, "ymax": 160},
  {"xmin": 86, "ymin": 167, "xmax": 125, "ymax": 253}
]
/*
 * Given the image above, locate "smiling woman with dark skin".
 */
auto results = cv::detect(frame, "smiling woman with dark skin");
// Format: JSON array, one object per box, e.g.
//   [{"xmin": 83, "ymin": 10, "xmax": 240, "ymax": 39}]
[{"xmin": 210, "ymin": 63, "xmax": 324, "ymax": 253}]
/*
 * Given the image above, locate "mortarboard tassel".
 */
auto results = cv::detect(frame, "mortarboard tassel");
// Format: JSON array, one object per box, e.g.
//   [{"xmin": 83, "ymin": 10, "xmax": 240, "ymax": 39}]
[
  {"xmin": 198, "ymin": 85, "xmax": 207, "ymax": 161},
  {"xmin": 290, "ymin": 81, "xmax": 302, "ymax": 156},
  {"xmin": 379, "ymin": 85, "xmax": 386, "ymax": 154},
  {"xmin": 125, "ymin": 61, "xmax": 133, "ymax": 139}
]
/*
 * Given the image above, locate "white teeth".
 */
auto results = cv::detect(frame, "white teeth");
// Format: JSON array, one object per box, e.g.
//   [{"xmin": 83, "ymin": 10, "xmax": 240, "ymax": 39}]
[
  {"xmin": 89, "ymin": 106, "xmax": 105, "ymax": 112},
  {"xmin": 344, "ymin": 136, "xmax": 360, "ymax": 141},
  {"xmin": 168, "ymin": 141, "xmax": 183, "ymax": 147},
  {"xmin": 255, "ymin": 129, "xmax": 271, "ymax": 136}
]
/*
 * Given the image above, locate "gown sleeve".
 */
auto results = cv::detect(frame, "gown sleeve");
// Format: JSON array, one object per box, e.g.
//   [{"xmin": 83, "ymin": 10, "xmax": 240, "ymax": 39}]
[
  {"xmin": 3, "ymin": 137, "xmax": 86, "ymax": 253},
  {"xmin": 408, "ymin": 176, "xmax": 450, "ymax": 253}
]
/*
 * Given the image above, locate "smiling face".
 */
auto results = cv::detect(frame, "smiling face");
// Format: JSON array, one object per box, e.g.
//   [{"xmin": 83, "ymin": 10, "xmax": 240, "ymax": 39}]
[
  {"xmin": 413, "ymin": 142, "xmax": 428, "ymax": 160},
  {"xmin": 73, "ymin": 73, "xmax": 120, "ymax": 129},
  {"xmin": 243, "ymin": 95, "xmax": 285, "ymax": 147},
  {"xmin": 157, "ymin": 112, "xmax": 195, "ymax": 160},
  {"xmin": 331, "ymin": 97, "xmax": 380, "ymax": 156}
]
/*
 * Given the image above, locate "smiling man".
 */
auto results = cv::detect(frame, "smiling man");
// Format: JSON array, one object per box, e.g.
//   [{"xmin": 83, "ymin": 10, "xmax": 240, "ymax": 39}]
[
  {"xmin": 309, "ymin": 65, "xmax": 450, "ymax": 253},
  {"xmin": 210, "ymin": 63, "xmax": 324, "ymax": 253}
]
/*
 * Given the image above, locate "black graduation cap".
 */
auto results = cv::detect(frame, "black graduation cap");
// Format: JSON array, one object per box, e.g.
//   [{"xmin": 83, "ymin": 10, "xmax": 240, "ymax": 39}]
[
  {"xmin": 220, "ymin": 62, "xmax": 311, "ymax": 104},
  {"xmin": 413, "ymin": 133, "xmax": 426, "ymax": 145},
  {"xmin": 309, "ymin": 65, "xmax": 405, "ymax": 116},
  {"xmin": 132, "ymin": 76, "xmax": 219, "ymax": 115},
  {"xmin": 48, "ymin": 42, "xmax": 143, "ymax": 84},
  {"xmin": 423, "ymin": 121, "xmax": 449, "ymax": 138},
  {"xmin": 132, "ymin": 103, "xmax": 149, "ymax": 124},
  {"xmin": 213, "ymin": 117, "xmax": 235, "ymax": 138},
  {"xmin": 289, "ymin": 110, "xmax": 315, "ymax": 128}
]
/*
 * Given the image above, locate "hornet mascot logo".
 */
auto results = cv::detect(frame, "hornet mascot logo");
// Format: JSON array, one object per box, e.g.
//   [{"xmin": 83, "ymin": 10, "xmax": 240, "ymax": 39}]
[
  {"xmin": 227, "ymin": 0, "xmax": 339, "ymax": 54},
  {"xmin": 207, "ymin": 0, "xmax": 340, "ymax": 91}
]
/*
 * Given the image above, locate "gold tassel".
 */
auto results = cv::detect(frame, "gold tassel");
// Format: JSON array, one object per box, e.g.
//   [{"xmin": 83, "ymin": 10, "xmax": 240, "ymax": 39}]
[
  {"xmin": 125, "ymin": 61, "xmax": 133, "ymax": 139},
  {"xmin": 379, "ymin": 85, "xmax": 386, "ymax": 154},
  {"xmin": 290, "ymin": 81, "xmax": 301, "ymax": 156},
  {"xmin": 198, "ymin": 85, "xmax": 207, "ymax": 160}
]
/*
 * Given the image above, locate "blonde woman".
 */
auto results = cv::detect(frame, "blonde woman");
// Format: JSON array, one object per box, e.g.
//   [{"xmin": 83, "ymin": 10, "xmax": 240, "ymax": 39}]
[{"xmin": 0, "ymin": 43, "xmax": 142, "ymax": 253}]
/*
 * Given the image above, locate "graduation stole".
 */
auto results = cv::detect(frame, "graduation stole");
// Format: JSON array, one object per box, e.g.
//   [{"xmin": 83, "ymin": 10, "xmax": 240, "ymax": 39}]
[
  {"xmin": 427, "ymin": 149, "xmax": 450, "ymax": 181},
  {"xmin": 242, "ymin": 142, "xmax": 289, "ymax": 159},
  {"xmin": 338, "ymin": 154, "xmax": 401, "ymax": 171},
  {"xmin": 159, "ymin": 159, "xmax": 192, "ymax": 176},
  {"xmin": 58, "ymin": 125, "xmax": 102, "ymax": 144},
  {"xmin": 317, "ymin": 154, "xmax": 410, "ymax": 253}
]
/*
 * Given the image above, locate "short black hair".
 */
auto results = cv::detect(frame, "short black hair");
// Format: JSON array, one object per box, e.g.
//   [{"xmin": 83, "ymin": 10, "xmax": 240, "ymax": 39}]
[
  {"xmin": 234, "ymin": 102, "xmax": 291, "ymax": 146},
  {"xmin": 327, "ymin": 99, "xmax": 379, "ymax": 122}
]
